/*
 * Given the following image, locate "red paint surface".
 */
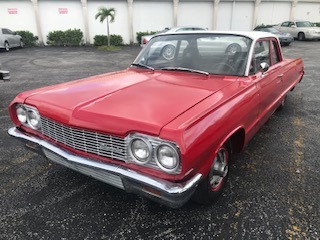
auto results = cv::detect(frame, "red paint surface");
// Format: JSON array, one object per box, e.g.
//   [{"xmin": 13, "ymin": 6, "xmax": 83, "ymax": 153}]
[{"xmin": 9, "ymin": 51, "xmax": 304, "ymax": 181}]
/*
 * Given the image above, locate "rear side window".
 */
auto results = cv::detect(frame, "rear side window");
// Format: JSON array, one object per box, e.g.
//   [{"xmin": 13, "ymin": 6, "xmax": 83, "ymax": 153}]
[{"xmin": 271, "ymin": 40, "xmax": 281, "ymax": 64}]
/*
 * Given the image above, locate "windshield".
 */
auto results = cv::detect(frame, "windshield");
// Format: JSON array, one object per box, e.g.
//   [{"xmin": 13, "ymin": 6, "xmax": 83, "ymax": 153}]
[
  {"xmin": 132, "ymin": 33, "xmax": 252, "ymax": 76},
  {"xmin": 296, "ymin": 21, "xmax": 313, "ymax": 27}
]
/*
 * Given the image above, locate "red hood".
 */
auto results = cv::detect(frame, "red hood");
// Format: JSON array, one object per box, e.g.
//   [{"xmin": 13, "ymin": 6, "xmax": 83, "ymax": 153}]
[{"xmin": 25, "ymin": 69, "xmax": 233, "ymax": 135}]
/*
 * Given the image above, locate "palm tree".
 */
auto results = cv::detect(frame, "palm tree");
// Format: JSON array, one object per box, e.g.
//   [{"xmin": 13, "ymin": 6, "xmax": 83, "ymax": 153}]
[{"xmin": 95, "ymin": 7, "xmax": 116, "ymax": 46}]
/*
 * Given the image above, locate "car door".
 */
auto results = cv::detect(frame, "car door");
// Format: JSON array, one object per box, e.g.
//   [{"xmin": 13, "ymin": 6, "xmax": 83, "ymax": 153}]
[
  {"xmin": 3, "ymin": 28, "xmax": 18, "ymax": 47},
  {"xmin": 250, "ymin": 38, "xmax": 284, "ymax": 122},
  {"xmin": 285, "ymin": 21, "xmax": 298, "ymax": 36}
]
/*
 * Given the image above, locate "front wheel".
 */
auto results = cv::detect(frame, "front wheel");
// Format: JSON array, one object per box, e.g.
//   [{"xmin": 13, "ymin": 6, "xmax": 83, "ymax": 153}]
[
  {"xmin": 225, "ymin": 43, "xmax": 241, "ymax": 55},
  {"xmin": 297, "ymin": 32, "xmax": 305, "ymax": 41},
  {"xmin": 192, "ymin": 144, "xmax": 230, "ymax": 204},
  {"xmin": 161, "ymin": 44, "xmax": 176, "ymax": 60},
  {"xmin": 4, "ymin": 42, "xmax": 9, "ymax": 51}
]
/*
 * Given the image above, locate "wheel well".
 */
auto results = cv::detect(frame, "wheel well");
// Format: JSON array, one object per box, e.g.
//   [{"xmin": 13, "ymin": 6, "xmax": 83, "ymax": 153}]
[{"xmin": 228, "ymin": 128, "xmax": 245, "ymax": 153}]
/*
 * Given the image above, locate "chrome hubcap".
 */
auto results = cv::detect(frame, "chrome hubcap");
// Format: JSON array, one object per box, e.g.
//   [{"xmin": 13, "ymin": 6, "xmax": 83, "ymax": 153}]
[
  {"xmin": 162, "ymin": 46, "xmax": 175, "ymax": 60},
  {"xmin": 209, "ymin": 147, "xmax": 228, "ymax": 190}
]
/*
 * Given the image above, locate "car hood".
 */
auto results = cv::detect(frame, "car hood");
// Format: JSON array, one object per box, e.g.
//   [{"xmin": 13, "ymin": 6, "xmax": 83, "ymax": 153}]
[{"xmin": 25, "ymin": 69, "xmax": 232, "ymax": 135}]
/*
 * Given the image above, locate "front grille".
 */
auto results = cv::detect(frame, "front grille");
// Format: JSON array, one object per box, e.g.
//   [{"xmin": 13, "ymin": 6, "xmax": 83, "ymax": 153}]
[{"xmin": 41, "ymin": 116, "xmax": 126, "ymax": 161}]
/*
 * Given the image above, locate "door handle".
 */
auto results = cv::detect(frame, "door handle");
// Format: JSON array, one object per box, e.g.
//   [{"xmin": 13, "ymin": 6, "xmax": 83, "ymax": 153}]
[{"xmin": 277, "ymin": 74, "xmax": 284, "ymax": 78}]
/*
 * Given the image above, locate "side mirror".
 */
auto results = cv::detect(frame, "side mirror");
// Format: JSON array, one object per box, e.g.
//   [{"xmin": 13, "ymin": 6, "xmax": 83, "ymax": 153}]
[{"xmin": 259, "ymin": 62, "xmax": 269, "ymax": 73}]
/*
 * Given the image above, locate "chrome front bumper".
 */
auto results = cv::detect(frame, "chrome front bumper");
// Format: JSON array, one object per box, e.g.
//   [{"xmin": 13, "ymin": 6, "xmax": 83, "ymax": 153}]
[
  {"xmin": 0, "ymin": 70, "xmax": 10, "ymax": 81},
  {"xmin": 8, "ymin": 127, "xmax": 202, "ymax": 208}
]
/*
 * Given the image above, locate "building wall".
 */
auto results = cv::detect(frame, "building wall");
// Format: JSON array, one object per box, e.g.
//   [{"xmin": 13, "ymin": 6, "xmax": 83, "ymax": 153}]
[
  {"xmin": 0, "ymin": 0, "xmax": 320, "ymax": 45},
  {"xmin": 38, "ymin": 0, "xmax": 84, "ymax": 44},
  {"xmin": 217, "ymin": 2, "xmax": 233, "ymax": 30},
  {"xmin": 295, "ymin": 2, "xmax": 320, "ymax": 21},
  {"xmin": 231, "ymin": 1, "xmax": 255, "ymax": 30},
  {"xmin": 133, "ymin": 1, "xmax": 173, "ymax": 35},
  {"xmin": 177, "ymin": 2, "xmax": 212, "ymax": 29},
  {"xmin": 0, "ymin": 0, "xmax": 37, "ymax": 33},
  {"xmin": 257, "ymin": 2, "xmax": 292, "ymax": 26}
]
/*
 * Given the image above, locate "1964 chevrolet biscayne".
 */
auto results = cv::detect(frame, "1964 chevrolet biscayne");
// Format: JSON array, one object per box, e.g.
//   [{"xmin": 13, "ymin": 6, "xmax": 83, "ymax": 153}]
[{"xmin": 8, "ymin": 31, "xmax": 304, "ymax": 208}]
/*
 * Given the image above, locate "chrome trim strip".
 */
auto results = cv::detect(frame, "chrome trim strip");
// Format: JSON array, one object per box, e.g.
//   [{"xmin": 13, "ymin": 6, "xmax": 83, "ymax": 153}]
[{"xmin": 8, "ymin": 127, "xmax": 202, "ymax": 196}]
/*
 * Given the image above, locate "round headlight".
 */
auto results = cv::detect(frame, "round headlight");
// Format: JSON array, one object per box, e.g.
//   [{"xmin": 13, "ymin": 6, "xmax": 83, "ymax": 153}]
[
  {"xmin": 130, "ymin": 138, "xmax": 152, "ymax": 164},
  {"xmin": 16, "ymin": 105, "xmax": 27, "ymax": 123},
  {"xmin": 156, "ymin": 144, "xmax": 180, "ymax": 172},
  {"xmin": 27, "ymin": 109, "xmax": 41, "ymax": 130}
]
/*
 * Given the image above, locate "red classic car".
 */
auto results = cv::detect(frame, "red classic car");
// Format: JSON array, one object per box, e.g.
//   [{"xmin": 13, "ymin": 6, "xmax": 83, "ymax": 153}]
[{"xmin": 8, "ymin": 31, "xmax": 304, "ymax": 208}]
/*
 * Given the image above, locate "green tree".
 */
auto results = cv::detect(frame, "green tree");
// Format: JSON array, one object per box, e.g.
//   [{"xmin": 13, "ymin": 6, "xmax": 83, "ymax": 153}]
[{"xmin": 95, "ymin": 7, "xmax": 116, "ymax": 47}]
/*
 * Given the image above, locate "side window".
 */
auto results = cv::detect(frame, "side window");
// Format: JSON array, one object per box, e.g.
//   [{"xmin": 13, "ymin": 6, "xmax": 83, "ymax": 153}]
[
  {"xmin": 281, "ymin": 22, "xmax": 289, "ymax": 27},
  {"xmin": 250, "ymin": 40, "xmax": 270, "ymax": 75},
  {"xmin": 271, "ymin": 40, "xmax": 280, "ymax": 65},
  {"xmin": 3, "ymin": 29, "xmax": 13, "ymax": 35},
  {"xmin": 289, "ymin": 22, "xmax": 295, "ymax": 27}
]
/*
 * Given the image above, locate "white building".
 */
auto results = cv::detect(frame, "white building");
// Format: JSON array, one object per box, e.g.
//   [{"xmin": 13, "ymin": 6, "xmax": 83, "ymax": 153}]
[{"xmin": 1, "ymin": 0, "xmax": 320, "ymax": 45}]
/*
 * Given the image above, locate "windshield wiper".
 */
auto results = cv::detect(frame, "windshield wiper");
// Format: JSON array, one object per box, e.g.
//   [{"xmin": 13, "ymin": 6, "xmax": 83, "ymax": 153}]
[
  {"xmin": 161, "ymin": 67, "xmax": 209, "ymax": 76},
  {"xmin": 131, "ymin": 63, "xmax": 154, "ymax": 71}
]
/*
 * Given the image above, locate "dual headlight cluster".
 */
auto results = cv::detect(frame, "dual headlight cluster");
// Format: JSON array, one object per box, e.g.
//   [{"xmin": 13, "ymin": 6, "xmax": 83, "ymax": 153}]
[
  {"xmin": 16, "ymin": 104, "xmax": 41, "ymax": 130},
  {"xmin": 128, "ymin": 134, "xmax": 181, "ymax": 174},
  {"xmin": 15, "ymin": 104, "xmax": 180, "ymax": 174}
]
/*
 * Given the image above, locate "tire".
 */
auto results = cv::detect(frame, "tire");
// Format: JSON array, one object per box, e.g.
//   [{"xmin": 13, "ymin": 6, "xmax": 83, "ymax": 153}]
[
  {"xmin": 225, "ymin": 43, "xmax": 241, "ymax": 55},
  {"xmin": 161, "ymin": 44, "xmax": 176, "ymax": 60},
  {"xmin": 4, "ymin": 41, "xmax": 9, "ymax": 52},
  {"xmin": 297, "ymin": 32, "xmax": 305, "ymax": 41},
  {"xmin": 192, "ymin": 144, "xmax": 230, "ymax": 204}
]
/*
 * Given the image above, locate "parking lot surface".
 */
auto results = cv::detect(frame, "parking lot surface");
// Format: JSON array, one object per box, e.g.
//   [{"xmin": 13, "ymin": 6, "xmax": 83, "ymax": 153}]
[{"xmin": 0, "ymin": 42, "xmax": 319, "ymax": 239}]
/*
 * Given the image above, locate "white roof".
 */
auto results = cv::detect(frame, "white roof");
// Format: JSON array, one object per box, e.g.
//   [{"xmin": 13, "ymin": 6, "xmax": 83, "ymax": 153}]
[{"xmin": 158, "ymin": 30, "xmax": 276, "ymax": 41}]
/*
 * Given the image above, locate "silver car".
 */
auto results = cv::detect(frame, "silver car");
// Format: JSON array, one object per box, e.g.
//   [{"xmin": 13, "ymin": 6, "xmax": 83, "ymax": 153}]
[
  {"xmin": 141, "ymin": 26, "xmax": 206, "ymax": 47},
  {"xmin": 274, "ymin": 21, "xmax": 320, "ymax": 40},
  {"xmin": 0, "ymin": 28, "xmax": 23, "ymax": 51}
]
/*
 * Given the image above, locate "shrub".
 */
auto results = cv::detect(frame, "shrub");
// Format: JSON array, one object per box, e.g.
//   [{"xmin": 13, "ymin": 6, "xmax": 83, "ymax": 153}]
[
  {"xmin": 47, "ymin": 29, "xmax": 83, "ymax": 46},
  {"xmin": 64, "ymin": 29, "xmax": 83, "ymax": 46},
  {"xmin": 94, "ymin": 35, "xmax": 108, "ymax": 46},
  {"xmin": 16, "ymin": 30, "xmax": 38, "ymax": 47},
  {"xmin": 110, "ymin": 34, "xmax": 123, "ymax": 46},
  {"xmin": 94, "ymin": 34, "xmax": 123, "ymax": 46},
  {"xmin": 47, "ymin": 30, "xmax": 65, "ymax": 46},
  {"xmin": 136, "ymin": 31, "xmax": 157, "ymax": 44}
]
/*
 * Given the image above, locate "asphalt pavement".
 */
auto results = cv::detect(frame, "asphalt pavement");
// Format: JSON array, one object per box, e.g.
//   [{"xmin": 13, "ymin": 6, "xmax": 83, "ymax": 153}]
[{"xmin": 0, "ymin": 42, "xmax": 319, "ymax": 239}]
